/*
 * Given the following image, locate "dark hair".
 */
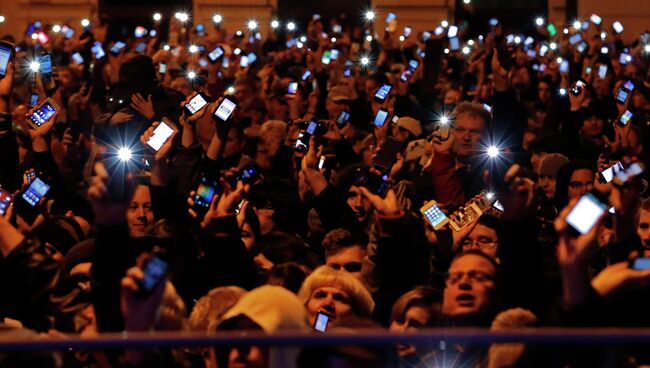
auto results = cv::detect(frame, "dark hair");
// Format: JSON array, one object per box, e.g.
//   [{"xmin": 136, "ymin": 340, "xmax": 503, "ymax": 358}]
[
  {"xmin": 266, "ymin": 262, "xmax": 310, "ymax": 294},
  {"xmin": 553, "ymin": 159, "xmax": 595, "ymax": 210},
  {"xmin": 322, "ymin": 228, "xmax": 368, "ymax": 256},
  {"xmin": 258, "ymin": 231, "xmax": 322, "ymax": 269},
  {"xmin": 390, "ymin": 286, "xmax": 442, "ymax": 325}
]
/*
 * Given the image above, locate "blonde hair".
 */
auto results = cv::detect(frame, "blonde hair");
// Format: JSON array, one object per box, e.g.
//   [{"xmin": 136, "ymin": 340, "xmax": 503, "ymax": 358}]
[
  {"xmin": 260, "ymin": 120, "xmax": 288, "ymax": 142},
  {"xmin": 298, "ymin": 266, "xmax": 375, "ymax": 318}
]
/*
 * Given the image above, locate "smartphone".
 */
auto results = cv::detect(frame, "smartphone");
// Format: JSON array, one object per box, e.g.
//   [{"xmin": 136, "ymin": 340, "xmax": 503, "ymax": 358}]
[
  {"xmin": 184, "ymin": 92, "xmax": 209, "ymax": 117},
  {"xmin": 146, "ymin": 121, "xmax": 175, "ymax": 152},
  {"xmin": 287, "ymin": 82, "xmax": 298, "ymax": 96},
  {"xmin": 356, "ymin": 172, "xmax": 390, "ymax": 196},
  {"xmin": 598, "ymin": 64, "xmax": 608, "ymax": 79},
  {"xmin": 110, "ymin": 41, "xmax": 126, "ymax": 55},
  {"xmin": 240, "ymin": 55, "xmax": 250, "ymax": 68},
  {"xmin": 91, "ymin": 42, "xmax": 106, "ymax": 59},
  {"xmin": 546, "ymin": 23, "xmax": 557, "ymax": 37},
  {"xmin": 213, "ymin": 95, "xmax": 239, "ymax": 123},
  {"xmin": 539, "ymin": 44, "xmax": 549, "ymax": 57},
  {"xmin": 569, "ymin": 33, "xmax": 582, "ymax": 45},
  {"xmin": 138, "ymin": 255, "xmax": 169, "ymax": 295},
  {"xmin": 159, "ymin": 63, "xmax": 167, "ymax": 74},
  {"xmin": 576, "ymin": 41, "xmax": 588, "ymax": 53},
  {"xmin": 618, "ymin": 110, "xmax": 633, "ymax": 126},
  {"xmin": 198, "ymin": 58, "xmax": 209, "ymax": 68},
  {"xmin": 489, "ymin": 18, "xmax": 499, "ymax": 26},
  {"xmin": 30, "ymin": 93, "xmax": 39, "ymax": 107},
  {"xmin": 408, "ymin": 59, "xmax": 419, "ymax": 72},
  {"xmin": 599, "ymin": 161, "xmax": 624, "ymax": 183},
  {"xmin": 600, "ymin": 46, "xmax": 609, "ymax": 55},
  {"xmin": 483, "ymin": 103, "xmax": 493, "ymax": 113},
  {"xmin": 631, "ymin": 257, "xmax": 650, "ymax": 270},
  {"xmin": 420, "ymin": 200, "xmax": 449, "ymax": 230},
  {"xmin": 615, "ymin": 87, "xmax": 631, "ymax": 104},
  {"xmin": 29, "ymin": 98, "xmax": 59, "ymax": 128},
  {"xmin": 571, "ymin": 79, "xmax": 587, "ymax": 96},
  {"xmin": 294, "ymin": 132, "xmax": 309, "ymax": 152},
  {"xmin": 565, "ymin": 193, "xmax": 607, "ymax": 234},
  {"xmin": 71, "ymin": 52, "xmax": 84, "ymax": 65},
  {"xmin": 208, "ymin": 46, "xmax": 225, "ymax": 63},
  {"xmin": 318, "ymin": 154, "xmax": 336, "ymax": 170},
  {"xmin": 447, "ymin": 25, "xmax": 458, "ymax": 38},
  {"xmin": 343, "ymin": 67, "xmax": 351, "ymax": 77},
  {"xmin": 247, "ymin": 53, "xmax": 257, "ymax": 65},
  {"xmin": 62, "ymin": 26, "xmax": 75, "ymax": 39},
  {"xmin": 374, "ymin": 84, "xmax": 393, "ymax": 103},
  {"xmin": 624, "ymin": 80, "xmax": 635, "ymax": 91},
  {"xmin": 619, "ymin": 52, "xmax": 630, "ymax": 65},
  {"xmin": 615, "ymin": 162, "xmax": 644, "ymax": 184},
  {"xmin": 135, "ymin": 42, "xmax": 147, "ymax": 53},
  {"xmin": 400, "ymin": 70, "xmax": 413, "ymax": 82},
  {"xmin": 13, "ymin": 176, "xmax": 48, "ymax": 223},
  {"xmin": 313, "ymin": 312, "xmax": 329, "ymax": 333},
  {"xmin": 527, "ymin": 50, "xmax": 537, "ymax": 58},
  {"xmin": 336, "ymin": 110, "xmax": 350, "ymax": 126},
  {"xmin": 434, "ymin": 26, "xmax": 445, "ymax": 36},
  {"xmin": 149, "ymin": 29, "xmax": 158, "ymax": 38},
  {"xmin": 134, "ymin": 26, "xmax": 147, "ymax": 38},
  {"xmin": 373, "ymin": 108, "xmax": 389, "ymax": 127},
  {"xmin": 590, "ymin": 14, "xmax": 602, "ymax": 25},
  {"xmin": 493, "ymin": 200, "xmax": 504, "ymax": 212},
  {"xmin": 612, "ymin": 21, "xmax": 624, "ymax": 34},
  {"xmin": 321, "ymin": 50, "xmax": 331, "ymax": 65},
  {"xmin": 585, "ymin": 66, "xmax": 592, "ymax": 75},
  {"xmin": 0, "ymin": 41, "xmax": 15, "ymax": 78},
  {"xmin": 373, "ymin": 138, "xmax": 403, "ymax": 172},
  {"xmin": 385, "ymin": 12, "xmax": 396, "ymax": 23},
  {"xmin": 330, "ymin": 49, "xmax": 340, "ymax": 60},
  {"xmin": 332, "ymin": 24, "xmax": 342, "ymax": 33},
  {"xmin": 403, "ymin": 26, "xmax": 412, "ymax": 38},
  {"xmin": 0, "ymin": 188, "xmax": 13, "ymax": 216},
  {"xmin": 559, "ymin": 60, "xmax": 569, "ymax": 74},
  {"xmin": 301, "ymin": 69, "xmax": 312, "ymax": 81},
  {"xmin": 449, "ymin": 37, "xmax": 460, "ymax": 51},
  {"xmin": 449, "ymin": 202, "xmax": 483, "ymax": 232},
  {"xmin": 194, "ymin": 176, "xmax": 219, "ymax": 209}
]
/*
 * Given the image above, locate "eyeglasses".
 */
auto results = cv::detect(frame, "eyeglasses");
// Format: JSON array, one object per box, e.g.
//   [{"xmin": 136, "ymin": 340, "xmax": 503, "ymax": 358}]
[
  {"xmin": 445, "ymin": 270, "xmax": 495, "ymax": 286},
  {"xmin": 461, "ymin": 238, "xmax": 497, "ymax": 250},
  {"xmin": 329, "ymin": 262, "xmax": 363, "ymax": 273}
]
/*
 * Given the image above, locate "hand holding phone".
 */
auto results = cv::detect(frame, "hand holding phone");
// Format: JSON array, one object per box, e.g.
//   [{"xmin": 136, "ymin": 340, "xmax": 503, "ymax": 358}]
[
  {"xmin": 28, "ymin": 98, "xmax": 60, "ymax": 129},
  {"xmin": 213, "ymin": 95, "xmax": 239, "ymax": 123},
  {"xmin": 374, "ymin": 83, "xmax": 393, "ymax": 103},
  {"xmin": 420, "ymin": 200, "xmax": 449, "ymax": 230},
  {"xmin": 0, "ymin": 41, "xmax": 15, "ymax": 78},
  {"xmin": 144, "ymin": 120, "xmax": 176, "ymax": 152},
  {"xmin": 137, "ymin": 253, "xmax": 169, "ymax": 296},
  {"xmin": 184, "ymin": 92, "xmax": 210, "ymax": 117},
  {"xmin": 313, "ymin": 312, "xmax": 330, "ymax": 332},
  {"xmin": 565, "ymin": 193, "xmax": 607, "ymax": 234}
]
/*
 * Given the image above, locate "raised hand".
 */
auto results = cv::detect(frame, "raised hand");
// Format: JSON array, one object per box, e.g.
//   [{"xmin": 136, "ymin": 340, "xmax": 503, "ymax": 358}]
[{"xmin": 130, "ymin": 93, "xmax": 155, "ymax": 120}]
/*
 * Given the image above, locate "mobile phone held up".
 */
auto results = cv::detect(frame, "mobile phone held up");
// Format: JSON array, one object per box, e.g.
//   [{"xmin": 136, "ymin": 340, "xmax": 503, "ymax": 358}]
[
  {"xmin": 0, "ymin": 188, "xmax": 13, "ymax": 216},
  {"xmin": 15, "ymin": 177, "xmax": 51, "ymax": 223},
  {"xmin": 194, "ymin": 176, "xmax": 219, "ymax": 210},
  {"xmin": 313, "ymin": 312, "xmax": 329, "ymax": 333},
  {"xmin": 336, "ymin": 110, "xmax": 350, "ymax": 127},
  {"xmin": 599, "ymin": 161, "xmax": 624, "ymax": 183},
  {"xmin": 146, "ymin": 120, "xmax": 175, "ymax": 152},
  {"xmin": 570, "ymin": 79, "xmax": 587, "ymax": 96},
  {"xmin": 420, "ymin": 200, "xmax": 449, "ymax": 230},
  {"xmin": 287, "ymin": 82, "xmax": 298, "ymax": 97},
  {"xmin": 213, "ymin": 95, "xmax": 239, "ymax": 123},
  {"xmin": 630, "ymin": 257, "xmax": 650, "ymax": 270},
  {"xmin": 184, "ymin": 92, "xmax": 210, "ymax": 117},
  {"xmin": 374, "ymin": 83, "xmax": 393, "ymax": 103},
  {"xmin": 29, "ymin": 98, "xmax": 59, "ymax": 129},
  {"xmin": 565, "ymin": 193, "xmax": 607, "ymax": 235},
  {"xmin": 208, "ymin": 46, "xmax": 225, "ymax": 63},
  {"xmin": 0, "ymin": 41, "xmax": 15, "ymax": 78},
  {"xmin": 618, "ymin": 110, "xmax": 633, "ymax": 126},
  {"xmin": 373, "ymin": 108, "xmax": 389, "ymax": 127},
  {"xmin": 615, "ymin": 86, "xmax": 631, "ymax": 104},
  {"xmin": 137, "ymin": 253, "xmax": 169, "ymax": 297}
]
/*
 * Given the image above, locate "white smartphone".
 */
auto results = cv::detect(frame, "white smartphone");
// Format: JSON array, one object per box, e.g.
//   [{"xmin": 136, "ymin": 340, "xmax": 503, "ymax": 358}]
[
  {"xmin": 420, "ymin": 200, "xmax": 449, "ymax": 230},
  {"xmin": 565, "ymin": 193, "xmax": 606, "ymax": 234},
  {"xmin": 146, "ymin": 121, "xmax": 175, "ymax": 151}
]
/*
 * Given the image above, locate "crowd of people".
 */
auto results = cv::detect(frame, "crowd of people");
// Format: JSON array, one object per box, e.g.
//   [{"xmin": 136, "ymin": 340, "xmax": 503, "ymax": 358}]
[{"xmin": 1, "ymin": 7, "xmax": 650, "ymax": 367}]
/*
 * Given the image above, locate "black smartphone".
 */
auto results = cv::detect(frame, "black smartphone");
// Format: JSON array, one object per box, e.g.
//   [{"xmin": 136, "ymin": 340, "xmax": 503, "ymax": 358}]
[
  {"xmin": 28, "ymin": 98, "xmax": 59, "ymax": 129},
  {"xmin": 0, "ymin": 41, "xmax": 15, "ymax": 78},
  {"xmin": 0, "ymin": 188, "xmax": 13, "ymax": 216},
  {"xmin": 212, "ymin": 95, "xmax": 239, "ymax": 123},
  {"xmin": 294, "ymin": 131, "xmax": 310, "ymax": 153},
  {"xmin": 355, "ymin": 172, "xmax": 390, "ymax": 196},
  {"xmin": 494, "ymin": 35, "xmax": 514, "ymax": 71},
  {"xmin": 336, "ymin": 110, "xmax": 350, "ymax": 127},
  {"xmin": 374, "ymin": 83, "xmax": 393, "ymax": 103},
  {"xmin": 194, "ymin": 176, "xmax": 219, "ymax": 211},
  {"xmin": 16, "ymin": 177, "xmax": 51, "ymax": 223},
  {"xmin": 208, "ymin": 46, "xmax": 225, "ymax": 63},
  {"xmin": 615, "ymin": 87, "xmax": 631, "ymax": 104},
  {"xmin": 618, "ymin": 110, "xmax": 633, "ymax": 126},
  {"xmin": 373, "ymin": 138, "xmax": 404, "ymax": 172},
  {"xmin": 137, "ymin": 254, "xmax": 169, "ymax": 296},
  {"xmin": 372, "ymin": 108, "xmax": 389, "ymax": 127},
  {"xmin": 571, "ymin": 79, "xmax": 587, "ymax": 96},
  {"xmin": 565, "ymin": 193, "xmax": 607, "ymax": 234},
  {"xmin": 184, "ymin": 92, "xmax": 210, "ymax": 117},
  {"xmin": 237, "ymin": 164, "xmax": 261, "ymax": 185},
  {"xmin": 38, "ymin": 53, "xmax": 56, "ymax": 92},
  {"xmin": 313, "ymin": 312, "xmax": 329, "ymax": 333}
]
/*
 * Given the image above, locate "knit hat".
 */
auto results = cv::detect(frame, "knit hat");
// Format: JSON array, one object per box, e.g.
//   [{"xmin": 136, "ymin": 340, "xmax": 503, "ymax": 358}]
[
  {"xmin": 539, "ymin": 153, "xmax": 569, "ymax": 177},
  {"xmin": 395, "ymin": 117, "xmax": 422, "ymax": 137}
]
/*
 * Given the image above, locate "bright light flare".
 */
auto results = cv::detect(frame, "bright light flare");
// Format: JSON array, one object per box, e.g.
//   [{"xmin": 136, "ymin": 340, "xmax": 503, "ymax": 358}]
[
  {"xmin": 463, "ymin": 0, "xmax": 471, "ymax": 4},
  {"xmin": 213, "ymin": 14, "xmax": 223, "ymax": 23},
  {"xmin": 270, "ymin": 20, "xmax": 279, "ymax": 28},
  {"xmin": 514, "ymin": 36, "xmax": 521, "ymax": 44},
  {"xmin": 175, "ymin": 12, "xmax": 189, "ymax": 22},
  {"xmin": 365, "ymin": 10, "xmax": 376, "ymax": 21},
  {"xmin": 81, "ymin": 18, "xmax": 90, "ymax": 27},
  {"xmin": 462, "ymin": 46, "xmax": 470, "ymax": 55},
  {"xmin": 441, "ymin": 20, "xmax": 449, "ymax": 28},
  {"xmin": 535, "ymin": 17, "xmax": 544, "ymax": 26},
  {"xmin": 487, "ymin": 145, "xmax": 500, "ymax": 158},
  {"xmin": 486, "ymin": 192, "xmax": 495, "ymax": 200},
  {"xmin": 573, "ymin": 20, "xmax": 581, "ymax": 30},
  {"xmin": 117, "ymin": 147, "xmax": 132, "ymax": 162},
  {"xmin": 31, "ymin": 33, "xmax": 38, "ymax": 40},
  {"xmin": 29, "ymin": 61, "xmax": 40, "ymax": 72},
  {"xmin": 153, "ymin": 13, "xmax": 162, "ymax": 21},
  {"xmin": 188, "ymin": 44, "xmax": 199, "ymax": 53},
  {"xmin": 287, "ymin": 21, "xmax": 296, "ymax": 31},
  {"xmin": 227, "ymin": 86, "xmax": 235, "ymax": 94},
  {"xmin": 187, "ymin": 71, "xmax": 197, "ymax": 79},
  {"xmin": 559, "ymin": 88, "xmax": 567, "ymax": 96},
  {"xmin": 549, "ymin": 42, "xmax": 557, "ymax": 50},
  {"xmin": 52, "ymin": 24, "xmax": 61, "ymax": 33},
  {"xmin": 0, "ymin": 15, "xmax": 5, "ymax": 23},
  {"xmin": 440, "ymin": 116, "xmax": 449, "ymax": 125},
  {"xmin": 247, "ymin": 19, "xmax": 258, "ymax": 30},
  {"xmin": 644, "ymin": 44, "xmax": 650, "ymax": 53}
]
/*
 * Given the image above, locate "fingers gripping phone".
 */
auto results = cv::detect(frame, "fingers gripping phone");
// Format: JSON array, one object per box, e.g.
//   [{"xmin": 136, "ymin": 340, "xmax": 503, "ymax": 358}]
[
  {"xmin": 15, "ymin": 177, "xmax": 51, "ymax": 223},
  {"xmin": 146, "ymin": 120, "xmax": 175, "ymax": 152},
  {"xmin": 0, "ymin": 41, "xmax": 15, "ymax": 78},
  {"xmin": 420, "ymin": 200, "xmax": 449, "ymax": 230},
  {"xmin": 565, "ymin": 193, "xmax": 607, "ymax": 234},
  {"xmin": 29, "ymin": 98, "xmax": 59, "ymax": 129},
  {"xmin": 213, "ymin": 95, "xmax": 239, "ymax": 123},
  {"xmin": 184, "ymin": 92, "xmax": 210, "ymax": 117}
]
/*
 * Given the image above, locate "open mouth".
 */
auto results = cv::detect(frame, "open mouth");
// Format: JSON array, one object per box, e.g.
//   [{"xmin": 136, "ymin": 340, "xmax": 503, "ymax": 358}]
[{"xmin": 456, "ymin": 293, "xmax": 476, "ymax": 306}]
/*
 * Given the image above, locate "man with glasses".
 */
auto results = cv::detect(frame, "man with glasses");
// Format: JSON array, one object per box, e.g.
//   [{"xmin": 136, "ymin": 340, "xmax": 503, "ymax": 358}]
[
  {"xmin": 322, "ymin": 228, "xmax": 367, "ymax": 281},
  {"xmin": 459, "ymin": 214, "xmax": 500, "ymax": 259}
]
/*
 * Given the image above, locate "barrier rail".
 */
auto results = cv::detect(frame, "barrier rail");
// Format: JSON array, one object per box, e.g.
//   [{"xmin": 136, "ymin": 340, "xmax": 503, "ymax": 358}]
[{"xmin": 4, "ymin": 328, "xmax": 650, "ymax": 351}]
